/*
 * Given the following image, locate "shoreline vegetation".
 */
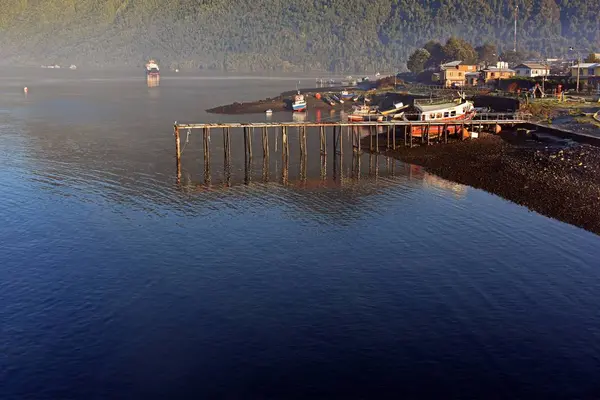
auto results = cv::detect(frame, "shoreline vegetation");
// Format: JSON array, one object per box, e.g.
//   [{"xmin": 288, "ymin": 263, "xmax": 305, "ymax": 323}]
[{"xmin": 2, "ymin": 1, "xmax": 598, "ymax": 72}]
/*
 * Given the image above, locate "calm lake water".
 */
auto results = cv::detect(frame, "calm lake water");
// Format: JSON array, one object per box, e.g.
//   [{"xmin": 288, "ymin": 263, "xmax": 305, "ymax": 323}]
[{"xmin": 2, "ymin": 70, "xmax": 600, "ymax": 399}]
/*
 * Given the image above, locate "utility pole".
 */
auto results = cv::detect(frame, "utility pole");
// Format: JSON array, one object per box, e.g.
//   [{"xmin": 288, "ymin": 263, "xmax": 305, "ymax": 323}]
[
  {"xmin": 570, "ymin": 47, "xmax": 581, "ymax": 93},
  {"xmin": 576, "ymin": 55, "xmax": 581, "ymax": 93},
  {"xmin": 513, "ymin": 3, "xmax": 519, "ymax": 53}
]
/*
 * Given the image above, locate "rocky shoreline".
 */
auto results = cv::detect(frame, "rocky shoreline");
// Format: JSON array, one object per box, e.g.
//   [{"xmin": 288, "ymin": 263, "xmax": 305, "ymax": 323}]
[{"xmin": 387, "ymin": 132, "xmax": 600, "ymax": 235}]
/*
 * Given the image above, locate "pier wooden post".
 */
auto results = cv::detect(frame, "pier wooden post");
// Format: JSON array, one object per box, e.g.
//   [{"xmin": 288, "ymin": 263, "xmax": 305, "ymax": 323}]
[
  {"xmin": 281, "ymin": 126, "xmax": 289, "ymax": 162},
  {"xmin": 243, "ymin": 127, "xmax": 248, "ymax": 168},
  {"xmin": 443, "ymin": 124, "xmax": 448, "ymax": 144},
  {"xmin": 262, "ymin": 152, "xmax": 269, "ymax": 182},
  {"xmin": 282, "ymin": 145, "xmax": 289, "ymax": 185},
  {"xmin": 410, "ymin": 124, "xmax": 413, "ymax": 147},
  {"xmin": 303, "ymin": 126, "xmax": 307, "ymax": 157},
  {"xmin": 204, "ymin": 128, "xmax": 211, "ymax": 184},
  {"xmin": 285, "ymin": 127, "xmax": 290, "ymax": 158},
  {"xmin": 386, "ymin": 125, "xmax": 390, "ymax": 150},
  {"xmin": 223, "ymin": 128, "xmax": 228, "ymax": 161},
  {"xmin": 174, "ymin": 125, "xmax": 181, "ymax": 163},
  {"xmin": 264, "ymin": 127, "xmax": 268, "ymax": 156},
  {"xmin": 369, "ymin": 126, "xmax": 374, "ymax": 151},
  {"xmin": 426, "ymin": 123, "xmax": 430, "ymax": 146},
  {"xmin": 248, "ymin": 127, "xmax": 253, "ymax": 159},
  {"xmin": 374, "ymin": 125, "xmax": 379, "ymax": 153},
  {"xmin": 332, "ymin": 126, "xmax": 337, "ymax": 156},
  {"xmin": 338, "ymin": 125, "xmax": 343, "ymax": 157},
  {"xmin": 320, "ymin": 126, "xmax": 326, "ymax": 155},
  {"xmin": 174, "ymin": 125, "xmax": 181, "ymax": 183},
  {"xmin": 404, "ymin": 125, "xmax": 407, "ymax": 147}
]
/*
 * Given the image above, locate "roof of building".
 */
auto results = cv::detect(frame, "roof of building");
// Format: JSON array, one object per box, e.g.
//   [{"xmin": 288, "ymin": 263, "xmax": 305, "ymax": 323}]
[
  {"xmin": 441, "ymin": 61, "xmax": 462, "ymax": 68},
  {"xmin": 572, "ymin": 63, "xmax": 600, "ymax": 68},
  {"xmin": 482, "ymin": 67, "xmax": 515, "ymax": 73},
  {"xmin": 514, "ymin": 63, "xmax": 549, "ymax": 70}
]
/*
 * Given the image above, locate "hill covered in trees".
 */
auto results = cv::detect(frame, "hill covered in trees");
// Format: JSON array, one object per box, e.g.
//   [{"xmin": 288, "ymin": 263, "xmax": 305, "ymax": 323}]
[{"xmin": 0, "ymin": 0, "xmax": 598, "ymax": 72}]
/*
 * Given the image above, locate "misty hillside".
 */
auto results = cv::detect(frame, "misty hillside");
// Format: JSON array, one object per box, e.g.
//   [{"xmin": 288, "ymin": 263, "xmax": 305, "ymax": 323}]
[{"xmin": 1, "ymin": 0, "xmax": 598, "ymax": 71}]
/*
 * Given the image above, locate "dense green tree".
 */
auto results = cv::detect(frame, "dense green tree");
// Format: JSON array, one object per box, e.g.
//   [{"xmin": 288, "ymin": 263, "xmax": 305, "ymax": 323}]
[
  {"xmin": 407, "ymin": 48, "xmax": 430, "ymax": 73},
  {"xmin": 584, "ymin": 53, "xmax": 600, "ymax": 63},
  {"xmin": 423, "ymin": 41, "xmax": 445, "ymax": 69},
  {"xmin": 500, "ymin": 50, "xmax": 527, "ymax": 66},
  {"xmin": 443, "ymin": 37, "xmax": 478, "ymax": 64},
  {"xmin": 0, "ymin": 0, "xmax": 598, "ymax": 71},
  {"xmin": 475, "ymin": 43, "xmax": 498, "ymax": 66}
]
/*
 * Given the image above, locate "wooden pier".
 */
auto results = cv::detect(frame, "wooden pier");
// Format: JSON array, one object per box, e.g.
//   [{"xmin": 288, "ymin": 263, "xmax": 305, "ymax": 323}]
[{"xmin": 172, "ymin": 113, "xmax": 528, "ymax": 183}]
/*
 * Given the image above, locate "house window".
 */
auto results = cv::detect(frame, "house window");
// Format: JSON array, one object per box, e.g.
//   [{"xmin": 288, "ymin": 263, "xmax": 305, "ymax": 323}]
[
  {"xmin": 430, "ymin": 113, "xmax": 435, "ymax": 119},
  {"xmin": 436, "ymin": 113, "xmax": 442, "ymax": 118},
  {"xmin": 458, "ymin": 72, "xmax": 463, "ymax": 77},
  {"xmin": 491, "ymin": 73, "xmax": 496, "ymax": 77},
  {"xmin": 450, "ymin": 111, "xmax": 456, "ymax": 117},
  {"xmin": 421, "ymin": 115, "xmax": 425, "ymax": 121},
  {"xmin": 589, "ymin": 68, "xmax": 594, "ymax": 75},
  {"xmin": 444, "ymin": 112, "xmax": 449, "ymax": 118}
]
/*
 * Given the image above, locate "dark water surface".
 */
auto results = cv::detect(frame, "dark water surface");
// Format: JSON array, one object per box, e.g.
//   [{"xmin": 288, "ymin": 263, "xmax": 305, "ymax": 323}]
[{"xmin": 2, "ymin": 70, "xmax": 600, "ymax": 399}]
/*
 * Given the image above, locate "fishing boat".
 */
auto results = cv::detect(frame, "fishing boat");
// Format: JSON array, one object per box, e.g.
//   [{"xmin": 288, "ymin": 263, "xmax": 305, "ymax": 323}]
[
  {"xmin": 292, "ymin": 91, "xmax": 307, "ymax": 112},
  {"xmin": 347, "ymin": 104, "xmax": 383, "ymax": 122},
  {"xmin": 331, "ymin": 94, "xmax": 343, "ymax": 104},
  {"xmin": 323, "ymin": 95, "xmax": 336, "ymax": 106},
  {"xmin": 145, "ymin": 59, "xmax": 160, "ymax": 78},
  {"xmin": 340, "ymin": 91, "xmax": 355, "ymax": 101},
  {"xmin": 406, "ymin": 95, "xmax": 476, "ymax": 138}
]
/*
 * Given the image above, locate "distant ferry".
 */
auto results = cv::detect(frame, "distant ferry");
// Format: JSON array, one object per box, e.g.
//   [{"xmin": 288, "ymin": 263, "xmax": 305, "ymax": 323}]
[
  {"xmin": 145, "ymin": 60, "xmax": 160, "ymax": 77},
  {"xmin": 292, "ymin": 91, "xmax": 306, "ymax": 112}
]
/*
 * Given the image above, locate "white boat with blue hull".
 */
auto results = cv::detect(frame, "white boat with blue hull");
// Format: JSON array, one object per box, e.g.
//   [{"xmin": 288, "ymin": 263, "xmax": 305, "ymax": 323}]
[{"xmin": 292, "ymin": 91, "xmax": 306, "ymax": 112}]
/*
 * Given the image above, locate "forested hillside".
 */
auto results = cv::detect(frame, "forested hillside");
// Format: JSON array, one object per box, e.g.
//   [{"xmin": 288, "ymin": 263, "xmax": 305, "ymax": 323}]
[{"xmin": 0, "ymin": 0, "xmax": 598, "ymax": 72}]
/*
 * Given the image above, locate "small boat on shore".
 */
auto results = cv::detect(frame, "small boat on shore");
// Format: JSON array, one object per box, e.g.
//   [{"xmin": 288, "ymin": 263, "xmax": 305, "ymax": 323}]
[
  {"xmin": 332, "ymin": 94, "xmax": 344, "ymax": 104},
  {"xmin": 380, "ymin": 102, "xmax": 408, "ymax": 116},
  {"xmin": 323, "ymin": 95, "xmax": 336, "ymax": 106},
  {"xmin": 292, "ymin": 91, "xmax": 307, "ymax": 112},
  {"xmin": 340, "ymin": 91, "xmax": 355, "ymax": 101},
  {"xmin": 347, "ymin": 104, "xmax": 383, "ymax": 122}
]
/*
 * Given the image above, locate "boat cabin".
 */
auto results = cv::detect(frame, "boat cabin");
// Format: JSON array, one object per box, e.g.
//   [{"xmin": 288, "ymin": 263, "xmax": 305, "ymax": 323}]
[{"xmin": 414, "ymin": 100, "xmax": 475, "ymax": 122}]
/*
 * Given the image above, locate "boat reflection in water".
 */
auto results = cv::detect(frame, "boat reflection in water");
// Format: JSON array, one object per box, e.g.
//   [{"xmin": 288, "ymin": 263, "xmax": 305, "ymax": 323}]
[
  {"xmin": 409, "ymin": 164, "xmax": 467, "ymax": 199},
  {"xmin": 147, "ymin": 76, "xmax": 160, "ymax": 88},
  {"xmin": 292, "ymin": 112, "xmax": 307, "ymax": 123}
]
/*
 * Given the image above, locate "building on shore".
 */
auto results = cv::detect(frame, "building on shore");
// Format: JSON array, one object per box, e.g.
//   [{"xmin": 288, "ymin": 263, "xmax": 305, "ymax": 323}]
[
  {"xmin": 440, "ymin": 61, "xmax": 477, "ymax": 87},
  {"xmin": 465, "ymin": 72, "xmax": 480, "ymax": 86},
  {"xmin": 514, "ymin": 63, "xmax": 550, "ymax": 78},
  {"xmin": 570, "ymin": 63, "xmax": 600, "ymax": 87},
  {"xmin": 481, "ymin": 62, "xmax": 516, "ymax": 84}
]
